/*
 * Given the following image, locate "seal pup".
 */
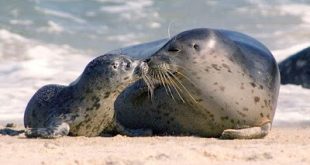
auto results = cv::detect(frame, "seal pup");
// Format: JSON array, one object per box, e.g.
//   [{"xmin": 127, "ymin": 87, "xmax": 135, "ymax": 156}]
[
  {"xmin": 279, "ymin": 46, "xmax": 310, "ymax": 89},
  {"xmin": 24, "ymin": 54, "xmax": 149, "ymax": 138},
  {"xmin": 114, "ymin": 28, "xmax": 280, "ymax": 139}
]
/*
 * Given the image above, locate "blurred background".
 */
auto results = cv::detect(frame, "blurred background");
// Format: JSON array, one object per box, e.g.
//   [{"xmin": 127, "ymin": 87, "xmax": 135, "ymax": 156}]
[
  {"xmin": 0, "ymin": 0, "xmax": 309, "ymax": 124},
  {"xmin": 1, "ymin": 0, "xmax": 310, "ymax": 53}
]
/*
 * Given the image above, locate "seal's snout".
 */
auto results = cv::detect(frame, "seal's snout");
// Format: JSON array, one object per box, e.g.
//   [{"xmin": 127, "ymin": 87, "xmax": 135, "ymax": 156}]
[
  {"xmin": 143, "ymin": 55, "xmax": 173, "ymax": 69},
  {"xmin": 143, "ymin": 58, "xmax": 151, "ymax": 63},
  {"xmin": 143, "ymin": 57, "xmax": 160, "ymax": 67},
  {"xmin": 142, "ymin": 57, "xmax": 158, "ymax": 70},
  {"xmin": 134, "ymin": 61, "xmax": 149, "ymax": 77}
]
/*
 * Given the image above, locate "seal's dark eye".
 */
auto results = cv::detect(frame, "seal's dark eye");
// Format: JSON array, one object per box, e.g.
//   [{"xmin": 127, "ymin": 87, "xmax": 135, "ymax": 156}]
[
  {"xmin": 193, "ymin": 44, "xmax": 199, "ymax": 50},
  {"xmin": 168, "ymin": 47, "xmax": 180, "ymax": 53}
]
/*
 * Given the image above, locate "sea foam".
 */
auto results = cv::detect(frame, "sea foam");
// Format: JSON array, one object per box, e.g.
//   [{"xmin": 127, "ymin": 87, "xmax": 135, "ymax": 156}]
[{"xmin": 0, "ymin": 29, "xmax": 90, "ymax": 123}]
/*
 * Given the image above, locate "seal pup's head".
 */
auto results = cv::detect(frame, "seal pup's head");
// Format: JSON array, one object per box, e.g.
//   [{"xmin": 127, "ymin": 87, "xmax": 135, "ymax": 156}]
[{"xmin": 77, "ymin": 54, "xmax": 146, "ymax": 90}]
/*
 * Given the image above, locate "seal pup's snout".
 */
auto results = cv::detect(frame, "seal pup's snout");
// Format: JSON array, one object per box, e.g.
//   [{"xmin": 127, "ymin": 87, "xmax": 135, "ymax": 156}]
[{"xmin": 134, "ymin": 61, "xmax": 149, "ymax": 77}]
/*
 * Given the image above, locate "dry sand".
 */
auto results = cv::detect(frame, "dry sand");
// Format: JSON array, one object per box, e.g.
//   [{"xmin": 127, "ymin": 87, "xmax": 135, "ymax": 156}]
[{"xmin": 0, "ymin": 124, "xmax": 309, "ymax": 165}]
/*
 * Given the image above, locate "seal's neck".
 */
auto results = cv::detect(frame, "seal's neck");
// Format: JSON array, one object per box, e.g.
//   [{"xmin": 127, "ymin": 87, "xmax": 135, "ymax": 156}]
[{"xmin": 72, "ymin": 78, "xmax": 117, "ymax": 97}]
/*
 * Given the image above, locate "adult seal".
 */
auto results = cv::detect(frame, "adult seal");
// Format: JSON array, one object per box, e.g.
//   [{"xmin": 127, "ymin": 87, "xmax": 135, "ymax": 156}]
[
  {"xmin": 113, "ymin": 28, "xmax": 280, "ymax": 139},
  {"xmin": 279, "ymin": 46, "xmax": 310, "ymax": 88},
  {"xmin": 24, "ymin": 54, "xmax": 149, "ymax": 138}
]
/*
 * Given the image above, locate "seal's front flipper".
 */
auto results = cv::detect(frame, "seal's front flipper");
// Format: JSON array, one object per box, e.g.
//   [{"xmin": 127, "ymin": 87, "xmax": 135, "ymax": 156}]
[
  {"xmin": 220, "ymin": 123, "xmax": 271, "ymax": 139},
  {"xmin": 25, "ymin": 122, "xmax": 70, "ymax": 139},
  {"xmin": 115, "ymin": 122, "xmax": 152, "ymax": 137}
]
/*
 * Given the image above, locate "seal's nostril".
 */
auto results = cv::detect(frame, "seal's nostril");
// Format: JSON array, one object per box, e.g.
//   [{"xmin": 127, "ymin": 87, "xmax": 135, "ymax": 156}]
[{"xmin": 144, "ymin": 58, "xmax": 151, "ymax": 63}]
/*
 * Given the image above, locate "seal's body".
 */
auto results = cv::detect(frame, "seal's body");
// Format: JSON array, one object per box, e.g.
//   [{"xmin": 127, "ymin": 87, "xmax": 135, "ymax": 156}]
[
  {"xmin": 279, "ymin": 46, "xmax": 310, "ymax": 89},
  {"xmin": 113, "ymin": 28, "xmax": 280, "ymax": 139},
  {"xmin": 24, "ymin": 54, "xmax": 146, "ymax": 138}
]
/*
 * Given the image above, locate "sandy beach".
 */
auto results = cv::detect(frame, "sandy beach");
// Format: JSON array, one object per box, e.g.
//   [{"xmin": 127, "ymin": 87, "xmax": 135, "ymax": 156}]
[
  {"xmin": 0, "ymin": 124, "xmax": 309, "ymax": 165},
  {"xmin": 1, "ymin": 1, "xmax": 310, "ymax": 165}
]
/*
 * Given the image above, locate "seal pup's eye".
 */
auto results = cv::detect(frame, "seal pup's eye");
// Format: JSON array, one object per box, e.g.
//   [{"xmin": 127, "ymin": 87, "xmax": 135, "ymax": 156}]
[
  {"xmin": 120, "ymin": 62, "xmax": 131, "ymax": 70},
  {"xmin": 193, "ymin": 44, "xmax": 199, "ymax": 50},
  {"xmin": 125, "ymin": 62, "xmax": 131, "ymax": 69},
  {"xmin": 168, "ymin": 47, "xmax": 180, "ymax": 53}
]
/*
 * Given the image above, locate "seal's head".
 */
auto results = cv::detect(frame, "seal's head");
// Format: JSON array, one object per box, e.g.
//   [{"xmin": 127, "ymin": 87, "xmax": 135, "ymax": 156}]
[
  {"xmin": 146, "ymin": 29, "xmax": 213, "ymax": 66},
  {"xmin": 80, "ymin": 54, "xmax": 146, "ymax": 90},
  {"xmin": 142, "ymin": 29, "xmax": 214, "ymax": 101}
]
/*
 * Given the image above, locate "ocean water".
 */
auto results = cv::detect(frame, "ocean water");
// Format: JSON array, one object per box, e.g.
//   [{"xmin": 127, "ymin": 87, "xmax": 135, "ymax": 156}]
[{"xmin": 0, "ymin": 0, "xmax": 309, "ymax": 124}]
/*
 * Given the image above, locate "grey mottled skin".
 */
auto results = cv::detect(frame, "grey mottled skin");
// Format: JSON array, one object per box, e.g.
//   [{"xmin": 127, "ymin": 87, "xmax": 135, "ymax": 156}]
[
  {"xmin": 113, "ymin": 28, "xmax": 280, "ymax": 139},
  {"xmin": 279, "ymin": 46, "xmax": 310, "ymax": 89},
  {"xmin": 24, "ymin": 54, "xmax": 149, "ymax": 138}
]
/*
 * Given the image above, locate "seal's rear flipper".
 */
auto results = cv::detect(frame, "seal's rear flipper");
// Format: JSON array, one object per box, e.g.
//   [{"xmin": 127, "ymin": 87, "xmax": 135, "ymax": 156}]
[
  {"xmin": 220, "ymin": 123, "xmax": 271, "ymax": 139},
  {"xmin": 25, "ymin": 122, "xmax": 70, "ymax": 139}
]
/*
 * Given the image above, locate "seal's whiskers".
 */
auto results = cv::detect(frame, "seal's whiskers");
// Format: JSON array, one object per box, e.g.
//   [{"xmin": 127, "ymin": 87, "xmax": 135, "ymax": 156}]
[
  {"xmin": 143, "ymin": 63, "xmax": 198, "ymax": 103},
  {"xmin": 142, "ymin": 72, "xmax": 154, "ymax": 99},
  {"xmin": 157, "ymin": 71, "xmax": 176, "ymax": 101},
  {"xmin": 166, "ymin": 70, "xmax": 197, "ymax": 103},
  {"xmin": 167, "ymin": 65, "xmax": 198, "ymax": 87},
  {"xmin": 163, "ymin": 71, "xmax": 186, "ymax": 103}
]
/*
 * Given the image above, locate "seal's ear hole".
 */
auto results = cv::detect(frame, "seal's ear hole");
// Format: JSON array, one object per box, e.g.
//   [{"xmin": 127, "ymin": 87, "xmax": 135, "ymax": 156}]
[
  {"xmin": 168, "ymin": 47, "xmax": 180, "ymax": 53},
  {"xmin": 193, "ymin": 44, "xmax": 199, "ymax": 50}
]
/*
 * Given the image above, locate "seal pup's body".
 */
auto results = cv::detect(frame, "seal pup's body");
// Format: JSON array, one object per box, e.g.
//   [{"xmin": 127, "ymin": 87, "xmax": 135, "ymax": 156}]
[{"xmin": 24, "ymin": 54, "xmax": 148, "ymax": 138}]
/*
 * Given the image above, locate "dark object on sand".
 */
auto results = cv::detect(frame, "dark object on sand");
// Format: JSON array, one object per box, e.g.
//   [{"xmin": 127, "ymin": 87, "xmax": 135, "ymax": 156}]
[
  {"xmin": 279, "ymin": 47, "xmax": 310, "ymax": 88},
  {"xmin": 0, "ymin": 127, "xmax": 24, "ymax": 136},
  {"xmin": 6, "ymin": 123, "xmax": 16, "ymax": 128}
]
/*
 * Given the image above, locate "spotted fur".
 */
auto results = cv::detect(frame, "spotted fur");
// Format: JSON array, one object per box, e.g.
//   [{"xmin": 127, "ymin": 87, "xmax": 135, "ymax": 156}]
[
  {"xmin": 114, "ymin": 28, "xmax": 280, "ymax": 139},
  {"xmin": 24, "ymin": 54, "xmax": 148, "ymax": 138}
]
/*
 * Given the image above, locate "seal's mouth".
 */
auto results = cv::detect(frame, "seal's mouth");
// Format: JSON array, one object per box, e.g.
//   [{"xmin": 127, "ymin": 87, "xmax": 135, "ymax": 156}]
[{"xmin": 141, "ymin": 58, "xmax": 196, "ymax": 103}]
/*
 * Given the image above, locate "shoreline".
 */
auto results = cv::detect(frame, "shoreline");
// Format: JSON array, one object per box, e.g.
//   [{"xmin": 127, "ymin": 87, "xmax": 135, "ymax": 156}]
[{"xmin": 0, "ymin": 124, "xmax": 309, "ymax": 165}]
